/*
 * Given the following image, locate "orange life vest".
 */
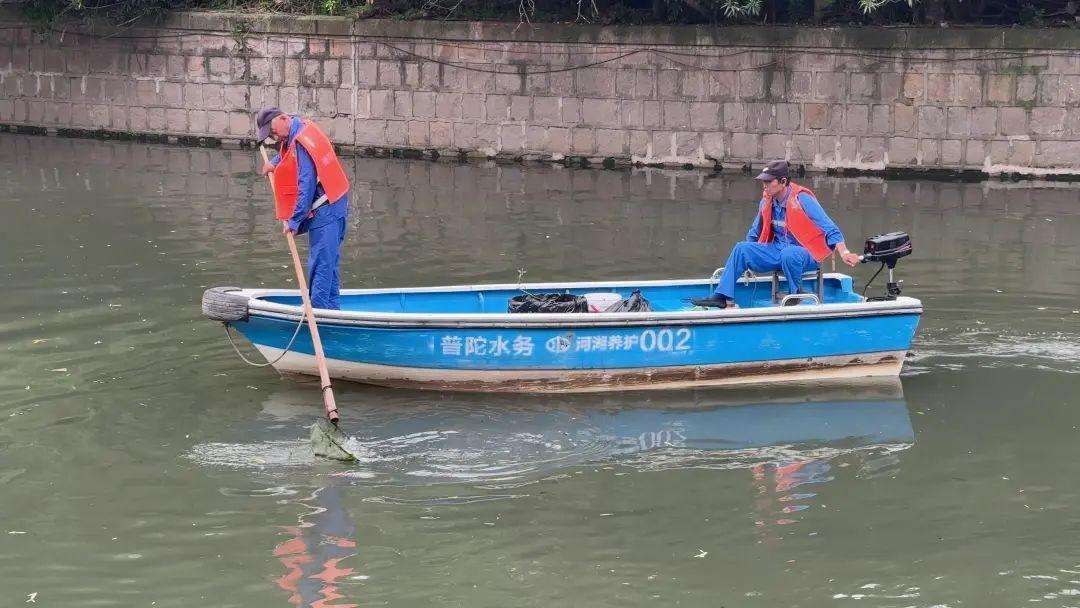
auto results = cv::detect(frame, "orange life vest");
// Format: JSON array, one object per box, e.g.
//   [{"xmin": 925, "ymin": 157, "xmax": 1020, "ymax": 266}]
[
  {"xmin": 272, "ymin": 119, "xmax": 350, "ymax": 221},
  {"xmin": 756, "ymin": 183, "xmax": 832, "ymax": 262}
]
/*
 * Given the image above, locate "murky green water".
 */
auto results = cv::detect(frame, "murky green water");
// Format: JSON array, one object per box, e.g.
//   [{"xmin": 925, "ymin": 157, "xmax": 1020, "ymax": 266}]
[{"xmin": 2, "ymin": 134, "xmax": 1080, "ymax": 607}]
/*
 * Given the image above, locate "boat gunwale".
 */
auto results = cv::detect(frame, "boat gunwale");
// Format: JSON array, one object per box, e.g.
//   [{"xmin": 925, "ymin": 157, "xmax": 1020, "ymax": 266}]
[{"xmin": 233, "ymin": 275, "xmax": 923, "ymax": 329}]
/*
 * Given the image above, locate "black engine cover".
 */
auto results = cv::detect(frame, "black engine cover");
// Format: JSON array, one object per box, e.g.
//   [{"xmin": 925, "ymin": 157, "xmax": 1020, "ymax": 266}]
[{"xmin": 863, "ymin": 232, "xmax": 912, "ymax": 264}]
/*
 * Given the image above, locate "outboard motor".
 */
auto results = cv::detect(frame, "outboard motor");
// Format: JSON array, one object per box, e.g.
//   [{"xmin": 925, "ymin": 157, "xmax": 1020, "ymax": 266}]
[{"xmin": 860, "ymin": 232, "xmax": 912, "ymax": 300}]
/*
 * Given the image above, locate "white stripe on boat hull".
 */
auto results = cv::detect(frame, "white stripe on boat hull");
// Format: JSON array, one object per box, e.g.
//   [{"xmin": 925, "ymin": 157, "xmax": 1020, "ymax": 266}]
[{"xmin": 253, "ymin": 346, "xmax": 907, "ymax": 393}]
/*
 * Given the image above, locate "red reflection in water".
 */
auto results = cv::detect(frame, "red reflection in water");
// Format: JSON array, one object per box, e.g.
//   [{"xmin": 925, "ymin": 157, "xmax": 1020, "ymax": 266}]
[
  {"xmin": 273, "ymin": 487, "xmax": 359, "ymax": 608},
  {"xmin": 752, "ymin": 459, "xmax": 833, "ymax": 527}
]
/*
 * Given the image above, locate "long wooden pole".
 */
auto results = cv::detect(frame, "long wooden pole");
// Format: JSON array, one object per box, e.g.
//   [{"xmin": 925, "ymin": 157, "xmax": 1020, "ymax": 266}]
[{"xmin": 260, "ymin": 145, "xmax": 339, "ymax": 424}]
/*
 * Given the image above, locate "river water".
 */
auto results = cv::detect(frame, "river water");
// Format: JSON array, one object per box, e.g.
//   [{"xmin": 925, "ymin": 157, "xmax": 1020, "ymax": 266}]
[{"xmin": 2, "ymin": 134, "xmax": 1079, "ymax": 607}]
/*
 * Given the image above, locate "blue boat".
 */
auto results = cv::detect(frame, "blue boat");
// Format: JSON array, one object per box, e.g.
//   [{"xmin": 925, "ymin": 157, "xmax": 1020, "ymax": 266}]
[{"xmin": 204, "ymin": 266, "xmax": 922, "ymax": 393}]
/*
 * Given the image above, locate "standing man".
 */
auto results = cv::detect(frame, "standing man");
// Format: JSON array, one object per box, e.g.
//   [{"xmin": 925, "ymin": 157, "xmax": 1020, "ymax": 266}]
[
  {"xmin": 255, "ymin": 107, "xmax": 350, "ymax": 310},
  {"xmin": 692, "ymin": 160, "xmax": 861, "ymax": 308}
]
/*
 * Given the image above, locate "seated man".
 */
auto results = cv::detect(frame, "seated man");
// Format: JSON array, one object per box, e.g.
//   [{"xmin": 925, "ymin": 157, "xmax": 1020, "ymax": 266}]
[{"xmin": 692, "ymin": 160, "xmax": 860, "ymax": 308}]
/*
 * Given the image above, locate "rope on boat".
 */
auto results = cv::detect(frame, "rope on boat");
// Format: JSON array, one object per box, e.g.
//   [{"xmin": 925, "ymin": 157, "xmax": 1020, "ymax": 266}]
[
  {"xmin": 516, "ymin": 267, "xmax": 538, "ymax": 298},
  {"xmin": 223, "ymin": 315, "xmax": 306, "ymax": 367}
]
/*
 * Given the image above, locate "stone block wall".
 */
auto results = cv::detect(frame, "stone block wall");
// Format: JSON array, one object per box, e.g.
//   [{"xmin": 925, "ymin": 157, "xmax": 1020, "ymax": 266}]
[{"xmin": 1, "ymin": 9, "xmax": 1079, "ymax": 174}]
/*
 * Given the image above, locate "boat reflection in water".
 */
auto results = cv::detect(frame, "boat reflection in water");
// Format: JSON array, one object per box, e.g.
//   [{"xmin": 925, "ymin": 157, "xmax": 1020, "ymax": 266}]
[
  {"xmin": 188, "ymin": 379, "xmax": 913, "ymax": 606},
  {"xmin": 238, "ymin": 378, "xmax": 914, "ymax": 482}
]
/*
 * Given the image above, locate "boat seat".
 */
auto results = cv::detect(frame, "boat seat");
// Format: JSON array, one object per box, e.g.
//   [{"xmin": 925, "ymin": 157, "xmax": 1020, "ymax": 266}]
[
  {"xmin": 771, "ymin": 269, "xmax": 824, "ymax": 305},
  {"xmin": 719, "ymin": 256, "xmax": 831, "ymax": 306}
]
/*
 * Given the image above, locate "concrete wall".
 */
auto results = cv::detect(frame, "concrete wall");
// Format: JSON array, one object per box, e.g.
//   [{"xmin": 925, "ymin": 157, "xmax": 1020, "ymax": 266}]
[{"xmin": 2, "ymin": 9, "xmax": 1079, "ymax": 175}]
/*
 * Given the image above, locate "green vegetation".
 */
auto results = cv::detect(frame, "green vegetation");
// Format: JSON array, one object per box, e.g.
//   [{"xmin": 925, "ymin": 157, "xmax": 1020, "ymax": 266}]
[{"xmin": 19, "ymin": 0, "xmax": 1079, "ymax": 27}]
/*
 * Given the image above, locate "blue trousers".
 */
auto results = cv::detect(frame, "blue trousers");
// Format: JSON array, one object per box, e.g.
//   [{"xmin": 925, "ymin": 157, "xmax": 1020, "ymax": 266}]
[
  {"xmin": 713, "ymin": 242, "xmax": 820, "ymax": 299},
  {"xmin": 305, "ymin": 217, "xmax": 346, "ymax": 310}
]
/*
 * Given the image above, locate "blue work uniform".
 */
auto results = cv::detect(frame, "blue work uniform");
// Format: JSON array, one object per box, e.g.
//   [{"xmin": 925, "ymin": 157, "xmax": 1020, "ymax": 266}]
[
  {"xmin": 712, "ymin": 186, "xmax": 844, "ymax": 300},
  {"xmin": 271, "ymin": 117, "xmax": 349, "ymax": 310}
]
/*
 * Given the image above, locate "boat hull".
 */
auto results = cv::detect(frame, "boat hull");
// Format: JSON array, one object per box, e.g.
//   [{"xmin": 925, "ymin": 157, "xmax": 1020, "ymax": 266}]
[{"xmin": 257, "ymin": 346, "xmax": 907, "ymax": 392}]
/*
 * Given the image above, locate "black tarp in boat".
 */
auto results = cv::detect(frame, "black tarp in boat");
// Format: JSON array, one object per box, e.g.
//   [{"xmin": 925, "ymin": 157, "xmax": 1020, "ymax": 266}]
[{"xmin": 508, "ymin": 293, "xmax": 590, "ymax": 313}]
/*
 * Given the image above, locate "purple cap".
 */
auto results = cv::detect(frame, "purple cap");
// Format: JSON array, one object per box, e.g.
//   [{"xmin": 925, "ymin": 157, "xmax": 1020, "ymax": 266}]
[
  {"xmin": 255, "ymin": 106, "xmax": 284, "ymax": 141},
  {"xmin": 755, "ymin": 159, "xmax": 790, "ymax": 181}
]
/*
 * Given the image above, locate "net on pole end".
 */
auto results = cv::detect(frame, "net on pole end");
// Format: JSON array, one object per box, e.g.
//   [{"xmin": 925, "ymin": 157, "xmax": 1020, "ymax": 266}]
[{"xmin": 310, "ymin": 417, "xmax": 359, "ymax": 462}]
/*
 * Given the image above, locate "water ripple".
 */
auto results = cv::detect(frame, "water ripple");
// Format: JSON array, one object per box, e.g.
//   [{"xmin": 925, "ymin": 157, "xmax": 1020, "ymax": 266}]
[{"xmin": 908, "ymin": 328, "xmax": 1080, "ymax": 375}]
